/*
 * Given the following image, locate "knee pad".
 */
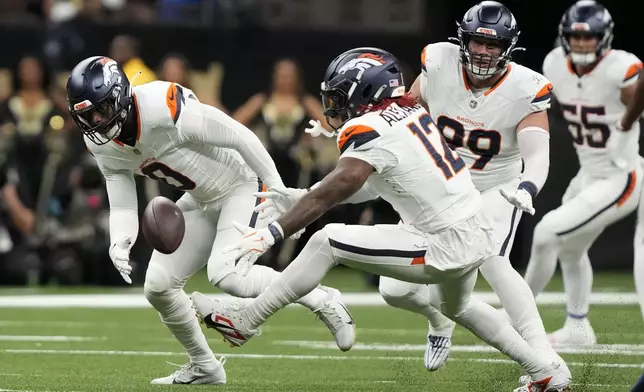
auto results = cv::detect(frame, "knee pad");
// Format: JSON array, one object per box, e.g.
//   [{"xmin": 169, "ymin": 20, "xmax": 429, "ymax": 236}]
[
  {"xmin": 379, "ymin": 277, "xmax": 422, "ymax": 307},
  {"xmin": 438, "ymin": 297, "xmax": 471, "ymax": 319},
  {"xmin": 143, "ymin": 262, "xmax": 178, "ymax": 303}
]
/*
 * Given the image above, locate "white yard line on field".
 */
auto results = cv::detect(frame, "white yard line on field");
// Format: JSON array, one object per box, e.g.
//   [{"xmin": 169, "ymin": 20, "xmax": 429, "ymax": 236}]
[
  {"xmin": 275, "ymin": 340, "xmax": 644, "ymax": 356},
  {"xmin": 0, "ymin": 348, "xmax": 642, "ymax": 369},
  {"xmin": 0, "ymin": 335, "xmax": 104, "ymax": 342}
]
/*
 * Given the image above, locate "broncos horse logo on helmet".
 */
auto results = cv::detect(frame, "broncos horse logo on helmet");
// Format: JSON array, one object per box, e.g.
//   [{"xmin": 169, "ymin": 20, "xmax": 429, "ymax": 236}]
[
  {"xmin": 321, "ymin": 47, "xmax": 406, "ymax": 131},
  {"xmin": 454, "ymin": 1, "xmax": 523, "ymax": 80},
  {"xmin": 558, "ymin": 0, "xmax": 614, "ymax": 66},
  {"xmin": 66, "ymin": 56, "xmax": 133, "ymax": 145}
]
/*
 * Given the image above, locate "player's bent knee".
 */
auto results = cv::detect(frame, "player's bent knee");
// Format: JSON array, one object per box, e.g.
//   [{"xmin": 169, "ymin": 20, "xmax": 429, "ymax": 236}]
[
  {"xmin": 379, "ymin": 277, "xmax": 421, "ymax": 307},
  {"xmin": 439, "ymin": 298, "xmax": 471, "ymax": 319},
  {"xmin": 533, "ymin": 217, "xmax": 558, "ymax": 248}
]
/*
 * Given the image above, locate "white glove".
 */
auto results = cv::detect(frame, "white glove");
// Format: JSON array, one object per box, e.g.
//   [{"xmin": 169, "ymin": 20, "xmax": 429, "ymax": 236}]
[
  {"xmin": 109, "ymin": 237, "xmax": 133, "ymax": 284},
  {"xmin": 226, "ymin": 221, "xmax": 280, "ymax": 275},
  {"xmin": 254, "ymin": 186, "xmax": 308, "ymax": 240},
  {"xmin": 499, "ymin": 188, "xmax": 535, "ymax": 215},
  {"xmin": 305, "ymin": 119, "xmax": 335, "ymax": 138},
  {"xmin": 607, "ymin": 122, "xmax": 629, "ymax": 170}
]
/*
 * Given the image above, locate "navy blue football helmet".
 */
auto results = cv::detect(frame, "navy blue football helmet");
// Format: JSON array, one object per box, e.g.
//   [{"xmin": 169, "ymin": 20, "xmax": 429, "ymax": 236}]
[
  {"xmin": 321, "ymin": 47, "xmax": 405, "ymax": 130},
  {"xmin": 559, "ymin": 1, "xmax": 614, "ymax": 66},
  {"xmin": 456, "ymin": 1, "xmax": 522, "ymax": 79},
  {"xmin": 66, "ymin": 56, "xmax": 133, "ymax": 145}
]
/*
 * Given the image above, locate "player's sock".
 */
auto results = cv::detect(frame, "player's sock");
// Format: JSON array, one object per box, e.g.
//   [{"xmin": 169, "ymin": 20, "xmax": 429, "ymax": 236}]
[
  {"xmin": 480, "ymin": 255, "xmax": 551, "ymax": 351},
  {"xmin": 217, "ymin": 264, "xmax": 328, "ymax": 312},
  {"xmin": 450, "ymin": 297, "xmax": 552, "ymax": 375},
  {"xmin": 634, "ymin": 219, "xmax": 644, "ymax": 319},
  {"xmin": 524, "ymin": 224, "xmax": 560, "ymax": 297},
  {"xmin": 559, "ymin": 251, "xmax": 592, "ymax": 317},
  {"xmin": 145, "ymin": 289, "xmax": 215, "ymax": 366},
  {"xmin": 378, "ymin": 278, "xmax": 455, "ymax": 337},
  {"xmin": 242, "ymin": 230, "xmax": 336, "ymax": 328}
]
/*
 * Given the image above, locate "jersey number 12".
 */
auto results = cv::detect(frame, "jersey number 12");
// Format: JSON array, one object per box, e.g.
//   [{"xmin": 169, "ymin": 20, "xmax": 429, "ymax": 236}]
[{"xmin": 407, "ymin": 113, "xmax": 466, "ymax": 180}]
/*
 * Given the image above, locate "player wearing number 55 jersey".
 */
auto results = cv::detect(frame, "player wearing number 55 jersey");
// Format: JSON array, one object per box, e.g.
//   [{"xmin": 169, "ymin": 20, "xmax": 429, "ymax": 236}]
[
  {"xmin": 378, "ymin": 1, "xmax": 564, "ymax": 374},
  {"xmin": 524, "ymin": 0, "xmax": 643, "ymax": 346},
  {"xmin": 66, "ymin": 56, "xmax": 355, "ymax": 385}
]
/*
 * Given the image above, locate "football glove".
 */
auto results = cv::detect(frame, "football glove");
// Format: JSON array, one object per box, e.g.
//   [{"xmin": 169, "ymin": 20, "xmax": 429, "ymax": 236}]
[
  {"xmin": 109, "ymin": 237, "xmax": 133, "ymax": 284},
  {"xmin": 499, "ymin": 188, "xmax": 535, "ymax": 215}
]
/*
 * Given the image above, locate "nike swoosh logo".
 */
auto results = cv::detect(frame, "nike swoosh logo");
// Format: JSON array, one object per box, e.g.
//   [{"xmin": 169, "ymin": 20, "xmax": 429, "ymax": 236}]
[{"xmin": 173, "ymin": 377, "xmax": 199, "ymax": 384}]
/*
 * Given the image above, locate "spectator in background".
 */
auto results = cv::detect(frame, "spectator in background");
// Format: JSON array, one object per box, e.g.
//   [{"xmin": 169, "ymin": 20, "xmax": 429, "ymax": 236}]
[
  {"xmin": 159, "ymin": 52, "xmax": 192, "ymax": 89},
  {"xmin": 233, "ymin": 58, "xmax": 349, "ymax": 269},
  {"xmin": 109, "ymin": 35, "xmax": 156, "ymax": 86}
]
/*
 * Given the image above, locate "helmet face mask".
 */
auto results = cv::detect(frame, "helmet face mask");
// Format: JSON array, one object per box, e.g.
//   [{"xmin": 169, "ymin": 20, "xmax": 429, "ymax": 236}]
[
  {"xmin": 559, "ymin": 1, "xmax": 614, "ymax": 66},
  {"xmin": 66, "ymin": 56, "xmax": 132, "ymax": 145},
  {"xmin": 456, "ymin": 1, "xmax": 522, "ymax": 80}
]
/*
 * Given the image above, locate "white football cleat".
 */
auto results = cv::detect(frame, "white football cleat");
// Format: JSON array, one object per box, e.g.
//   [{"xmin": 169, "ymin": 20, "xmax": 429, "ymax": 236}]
[
  {"xmin": 424, "ymin": 335, "xmax": 451, "ymax": 371},
  {"xmin": 191, "ymin": 291, "xmax": 259, "ymax": 347},
  {"xmin": 150, "ymin": 359, "xmax": 227, "ymax": 385},
  {"xmin": 548, "ymin": 317, "xmax": 597, "ymax": 346},
  {"xmin": 514, "ymin": 362, "xmax": 572, "ymax": 392},
  {"xmin": 312, "ymin": 287, "xmax": 356, "ymax": 351}
]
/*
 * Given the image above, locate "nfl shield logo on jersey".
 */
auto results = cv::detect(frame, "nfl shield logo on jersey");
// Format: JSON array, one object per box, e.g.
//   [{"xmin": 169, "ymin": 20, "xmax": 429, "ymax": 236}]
[{"xmin": 469, "ymin": 100, "xmax": 477, "ymax": 109}]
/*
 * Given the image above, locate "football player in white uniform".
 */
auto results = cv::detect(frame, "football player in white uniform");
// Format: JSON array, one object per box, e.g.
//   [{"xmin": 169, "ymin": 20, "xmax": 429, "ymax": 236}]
[
  {"xmin": 524, "ymin": 0, "xmax": 643, "ymax": 346},
  {"xmin": 66, "ymin": 56, "xmax": 356, "ymax": 385},
  {"xmin": 191, "ymin": 47, "xmax": 571, "ymax": 392},
  {"xmin": 374, "ymin": 1, "xmax": 562, "ymax": 373},
  {"xmin": 618, "ymin": 45, "xmax": 644, "ymax": 322}
]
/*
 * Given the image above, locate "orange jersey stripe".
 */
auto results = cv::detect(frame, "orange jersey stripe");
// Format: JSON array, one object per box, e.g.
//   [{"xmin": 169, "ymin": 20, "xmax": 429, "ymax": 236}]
[
  {"xmin": 337, "ymin": 124, "xmax": 376, "ymax": 152},
  {"xmin": 484, "ymin": 64, "xmax": 512, "ymax": 96},
  {"xmin": 534, "ymin": 82, "xmax": 553, "ymax": 99},
  {"xmin": 624, "ymin": 62, "xmax": 643, "ymax": 82},
  {"xmin": 617, "ymin": 171, "xmax": 637, "ymax": 207},
  {"xmin": 166, "ymin": 83, "xmax": 179, "ymax": 121}
]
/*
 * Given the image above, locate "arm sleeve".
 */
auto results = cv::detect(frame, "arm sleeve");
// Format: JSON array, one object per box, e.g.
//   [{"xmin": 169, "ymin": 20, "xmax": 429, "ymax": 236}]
[
  {"xmin": 177, "ymin": 100, "xmax": 284, "ymax": 189},
  {"xmin": 517, "ymin": 126, "xmax": 550, "ymax": 198},
  {"xmin": 310, "ymin": 180, "xmax": 379, "ymax": 204},
  {"xmin": 101, "ymin": 165, "xmax": 139, "ymax": 250}
]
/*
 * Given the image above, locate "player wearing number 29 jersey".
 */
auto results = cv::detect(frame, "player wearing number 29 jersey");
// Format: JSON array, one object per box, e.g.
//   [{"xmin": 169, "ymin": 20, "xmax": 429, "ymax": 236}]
[
  {"xmin": 66, "ymin": 56, "xmax": 355, "ymax": 385},
  {"xmin": 524, "ymin": 0, "xmax": 643, "ymax": 348},
  {"xmin": 378, "ymin": 2, "xmax": 570, "ymax": 383}
]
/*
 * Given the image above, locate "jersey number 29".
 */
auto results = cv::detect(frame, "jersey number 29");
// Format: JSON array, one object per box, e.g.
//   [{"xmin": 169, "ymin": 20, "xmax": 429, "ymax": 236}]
[{"xmin": 407, "ymin": 113, "xmax": 466, "ymax": 180}]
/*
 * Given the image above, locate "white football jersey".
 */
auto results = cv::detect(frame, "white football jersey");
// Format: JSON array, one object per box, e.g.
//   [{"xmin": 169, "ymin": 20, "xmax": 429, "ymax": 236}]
[
  {"xmin": 86, "ymin": 81, "xmax": 256, "ymax": 203},
  {"xmin": 420, "ymin": 42, "xmax": 553, "ymax": 192},
  {"xmin": 543, "ymin": 47, "xmax": 642, "ymax": 176},
  {"xmin": 337, "ymin": 103, "xmax": 481, "ymax": 233}
]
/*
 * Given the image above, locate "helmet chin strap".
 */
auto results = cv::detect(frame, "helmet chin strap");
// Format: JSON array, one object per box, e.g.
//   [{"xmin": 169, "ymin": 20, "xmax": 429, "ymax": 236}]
[{"xmin": 570, "ymin": 52, "xmax": 597, "ymax": 66}]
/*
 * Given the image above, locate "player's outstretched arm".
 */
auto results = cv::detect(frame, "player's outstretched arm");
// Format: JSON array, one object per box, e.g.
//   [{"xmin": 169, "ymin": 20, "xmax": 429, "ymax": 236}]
[
  {"xmin": 178, "ymin": 100, "xmax": 284, "ymax": 189},
  {"xmin": 621, "ymin": 69, "xmax": 644, "ymax": 131},
  {"xmin": 102, "ymin": 167, "xmax": 139, "ymax": 247},
  {"xmin": 276, "ymin": 157, "xmax": 374, "ymax": 238}
]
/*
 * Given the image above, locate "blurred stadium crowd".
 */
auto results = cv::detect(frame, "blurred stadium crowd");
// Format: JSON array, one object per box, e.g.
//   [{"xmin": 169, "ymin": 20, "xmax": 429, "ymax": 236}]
[{"xmin": 0, "ymin": 1, "xmax": 402, "ymax": 287}]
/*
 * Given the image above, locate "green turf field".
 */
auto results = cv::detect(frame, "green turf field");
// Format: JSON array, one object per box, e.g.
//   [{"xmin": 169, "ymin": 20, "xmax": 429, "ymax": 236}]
[{"xmin": 0, "ymin": 269, "xmax": 642, "ymax": 392}]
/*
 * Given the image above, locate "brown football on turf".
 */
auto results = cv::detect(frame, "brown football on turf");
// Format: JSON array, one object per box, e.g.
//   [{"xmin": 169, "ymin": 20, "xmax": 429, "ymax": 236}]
[{"xmin": 141, "ymin": 196, "xmax": 185, "ymax": 254}]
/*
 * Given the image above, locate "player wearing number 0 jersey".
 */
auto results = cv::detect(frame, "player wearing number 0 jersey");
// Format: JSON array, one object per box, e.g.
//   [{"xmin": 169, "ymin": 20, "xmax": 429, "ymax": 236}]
[
  {"xmin": 189, "ymin": 47, "xmax": 570, "ymax": 391},
  {"xmin": 378, "ymin": 1, "xmax": 567, "ymax": 376},
  {"xmin": 66, "ymin": 56, "xmax": 355, "ymax": 385},
  {"xmin": 524, "ymin": 0, "xmax": 643, "ymax": 346}
]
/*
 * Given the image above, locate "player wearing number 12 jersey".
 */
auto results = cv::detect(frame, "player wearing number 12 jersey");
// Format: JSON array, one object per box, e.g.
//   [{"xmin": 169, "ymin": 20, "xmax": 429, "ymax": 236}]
[
  {"xmin": 189, "ymin": 47, "xmax": 570, "ymax": 391},
  {"xmin": 524, "ymin": 0, "xmax": 643, "ymax": 346},
  {"xmin": 377, "ymin": 1, "xmax": 565, "ymax": 374},
  {"xmin": 65, "ymin": 56, "xmax": 355, "ymax": 385}
]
